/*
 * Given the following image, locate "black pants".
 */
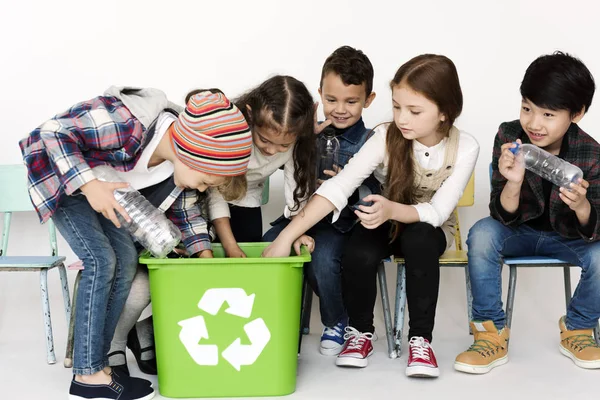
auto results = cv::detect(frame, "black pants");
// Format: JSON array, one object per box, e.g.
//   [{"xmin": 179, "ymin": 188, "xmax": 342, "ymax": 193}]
[
  {"xmin": 342, "ymin": 221, "xmax": 446, "ymax": 342},
  {"xmin": 226, "ymin": 204, "xmax": 263, "ymax": 243}
]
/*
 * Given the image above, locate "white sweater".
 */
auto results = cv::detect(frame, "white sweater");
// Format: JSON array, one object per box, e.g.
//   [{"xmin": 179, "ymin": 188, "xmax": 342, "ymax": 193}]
[
  {"xmin": 208, "ymin": 142, "xmax": 296, "ymax": 221},
  {"xmin": 317, "ymin": 123, "xmax": 479, "ymax": 246}
]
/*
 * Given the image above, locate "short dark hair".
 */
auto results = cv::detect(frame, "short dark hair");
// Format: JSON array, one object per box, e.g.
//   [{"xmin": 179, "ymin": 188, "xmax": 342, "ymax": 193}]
[
  {"xmin": 520, "ymin": 51, "xmax": 595, "ymax": 116},
  {"xmin": 320, "ymin": 45, "xmax": 374, "ymax": 97}
]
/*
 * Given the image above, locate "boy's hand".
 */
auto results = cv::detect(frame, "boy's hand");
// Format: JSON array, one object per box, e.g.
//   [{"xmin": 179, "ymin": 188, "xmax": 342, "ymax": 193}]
[
  {"xmin": 293, "ymin": 235, "xmax": 315, "ymax": 255},
  {"xmin": 80, "ymin": 179, "xmax": 131, "ymax": 228},
  {"xmin": 354, "ymin": 194, "xmax": 393, "ymax": 229},
  {"xmin": 224, "ymin": 243, "xmax": 247, "ymax": 258},
  {"xmin": 313, "ymin": 102, "xmax": 332, "ymax": 134},
  {"xmin": 316, "ymin": 165, "xmax": 341, "ymax": 188},
  {"xmin": 498, "ymin": 140, "xmax": 525, "ymax": 184},
  {"xmin": 560, "ymin": 178, "xmax": 591, "ymax": 214}
]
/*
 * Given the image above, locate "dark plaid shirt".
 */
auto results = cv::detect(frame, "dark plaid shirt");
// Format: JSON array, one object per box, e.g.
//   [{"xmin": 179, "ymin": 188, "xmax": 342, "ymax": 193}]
[{"xmin": 490, "ymin": 120, "xmax": 600, "ymax": 242}]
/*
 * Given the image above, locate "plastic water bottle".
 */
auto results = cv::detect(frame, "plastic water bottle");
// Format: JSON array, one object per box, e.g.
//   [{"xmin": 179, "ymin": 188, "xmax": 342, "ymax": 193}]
[
  {"xmin": 317, "ymin": 126, "xmax": 340, "ymax": 181},
  {"xmin": 510, "ymin": 142, "xmax": 583, "ymax": 189},
  {"xmin": 92, "ymin": 165, "xmax": 182, "ymax": 258}
]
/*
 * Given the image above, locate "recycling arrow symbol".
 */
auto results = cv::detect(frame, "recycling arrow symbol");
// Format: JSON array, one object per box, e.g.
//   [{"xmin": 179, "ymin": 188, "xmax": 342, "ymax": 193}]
[{"xmin": 178, "ymin": 288, "xmax": 271, "ymax": 371}]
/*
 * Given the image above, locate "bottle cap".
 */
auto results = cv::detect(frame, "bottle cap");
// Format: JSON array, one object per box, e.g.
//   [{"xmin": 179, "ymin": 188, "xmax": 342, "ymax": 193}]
[{"xmin": 509, "ymin": 142, "xmax": 520, "ymax": 154}]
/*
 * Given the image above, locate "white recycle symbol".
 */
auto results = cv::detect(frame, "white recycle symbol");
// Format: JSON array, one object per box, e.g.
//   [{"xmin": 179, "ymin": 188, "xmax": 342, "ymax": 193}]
[{"xmin": 178, "ymin": 288, "xmax": 271, "ymax": 371}]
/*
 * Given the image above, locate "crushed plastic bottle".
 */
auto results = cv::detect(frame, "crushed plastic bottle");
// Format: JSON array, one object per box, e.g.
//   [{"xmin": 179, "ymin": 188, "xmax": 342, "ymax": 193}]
[{"xmin": 92, "ymin": 165, "xmax": 181, "ymax": 258}]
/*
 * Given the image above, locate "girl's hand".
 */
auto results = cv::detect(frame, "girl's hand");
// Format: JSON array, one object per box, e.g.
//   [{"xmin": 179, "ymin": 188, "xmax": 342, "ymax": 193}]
[
  {"xmin": 313, "ymin": 102, "xmax": 332, "ymax": 134},
  {"xmin": 262, "ymin": 238, "xmax": 293, "ymax": 258},
  {"xmin": 224, "ymin": 243, "xmax": 247, "ymax": 258},
  {"xmin": 498, "ymin": 139, "xmax": 525, "ymax": 184},
  {"xmin": 80, "ymin": 179, "xmax": 131, "ymax": 228},
  {"xmin": 560, "ymin": 178, "xmax": 590, "ymax": 213},
  {"xmin": 293, "ymin": 235, "xmax": 315, "ymax": 255},
  {"xmin": 354, "ymin": 194, "xmax": 393, "ymax": 229}
]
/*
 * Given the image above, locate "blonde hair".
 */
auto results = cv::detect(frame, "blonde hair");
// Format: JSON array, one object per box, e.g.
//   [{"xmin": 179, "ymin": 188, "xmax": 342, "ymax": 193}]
[{"xmin": 217, "ymin": 174, "xmax": 248, "ymax": 202}]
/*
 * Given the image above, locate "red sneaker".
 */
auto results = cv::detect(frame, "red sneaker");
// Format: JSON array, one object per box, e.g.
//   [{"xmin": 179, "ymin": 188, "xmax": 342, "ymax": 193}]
[
  {"xmin": 335, "ymin": 327, "xmax": 374, "ymax": 368},
  {"xmin": 406, "ymin": 336, "xmax": 439, "ymax": 377}
]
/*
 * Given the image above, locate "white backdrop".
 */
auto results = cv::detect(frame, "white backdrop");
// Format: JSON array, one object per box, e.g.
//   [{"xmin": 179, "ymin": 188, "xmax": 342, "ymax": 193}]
[{"xmin": 1, "ymin": 0, "xmax": 600, "ymax": 334}]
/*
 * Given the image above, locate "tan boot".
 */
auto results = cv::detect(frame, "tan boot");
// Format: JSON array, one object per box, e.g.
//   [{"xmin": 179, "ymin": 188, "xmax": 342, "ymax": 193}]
[
  {"xmin": 454, "ymin": 320, "xmax": 509, "ymax": 374},
  {"xmin": 559, "ymin": 316, "xmax": 600, "ymax": 369}
]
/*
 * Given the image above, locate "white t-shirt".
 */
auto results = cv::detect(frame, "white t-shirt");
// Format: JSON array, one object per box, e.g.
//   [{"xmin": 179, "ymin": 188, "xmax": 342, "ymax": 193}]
[{"xmin": 116, "ymin": 112, "xmax": 176, "ymax": 190}]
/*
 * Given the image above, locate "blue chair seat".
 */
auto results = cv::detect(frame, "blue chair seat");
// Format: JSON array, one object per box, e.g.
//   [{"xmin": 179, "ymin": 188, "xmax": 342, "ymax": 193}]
[
  {"xmin": 503, "ymin": 256, "xmax": 570, "ymax": 265},
  {"xmin": 0, "ymin": 255, "xmax": 66, "ymax": 269}
]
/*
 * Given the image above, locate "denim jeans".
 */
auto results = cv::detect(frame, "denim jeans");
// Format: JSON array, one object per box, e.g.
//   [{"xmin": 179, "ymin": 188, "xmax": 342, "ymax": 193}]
[
  {"xmin": 468, "ymin": 216, "xmax": 600, "ymax": 331},
  {"xmin": 52, "ymin": 194, "xmax": 138, "ymax": 375},
  {"xmin": 263, "ymin": 217, "xmax": 348, "ymax": 327}
]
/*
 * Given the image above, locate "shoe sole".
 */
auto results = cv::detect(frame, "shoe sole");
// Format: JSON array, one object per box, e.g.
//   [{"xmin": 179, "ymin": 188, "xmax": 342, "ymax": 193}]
[
  {"xmin": 69, "ymin": 394, "xmax": 155, "ymax": 400},
  {"xmin": 406, "ymin": 365, "xmax": 439, "ymax": 378},
  {"xmin": 559, "ymin": 344, "xmax": 600, "ymax": 369},
  {"xmin": 454, "ymin": 355, "xmax": 508, "ymax": 374},
  {"xmin": 320, "ymin": 345, "xmax": 344, "ymax": 356},
  {"xmin": 336, "ymin": 357, "xmax": 369, "ymax": 368}
]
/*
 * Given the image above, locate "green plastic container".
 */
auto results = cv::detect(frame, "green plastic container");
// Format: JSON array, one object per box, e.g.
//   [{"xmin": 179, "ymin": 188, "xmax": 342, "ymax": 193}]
[{"xmin": 140, "ymin": 243, "xmax": 310, "ymax": 398}]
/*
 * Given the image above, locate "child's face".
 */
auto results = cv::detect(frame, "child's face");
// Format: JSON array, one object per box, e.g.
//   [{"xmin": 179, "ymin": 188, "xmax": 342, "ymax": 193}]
[
  {"xmin": 519, "ymin": 98, "xmax": 583, "ymax": 154},
  {"xmin": 252, "ymin": 125, "xmax": 296, "ymax": 157},
  {"xmin": 172, "ymin": 159, "xmax": 227, "ymax": 192},
  {"xmin": 319, "ymin": 73, "xmax": 375, "ymax": 129},
  {"xmin": 392, "ymin": 83, "xmax": 446, "ymax": 146}
]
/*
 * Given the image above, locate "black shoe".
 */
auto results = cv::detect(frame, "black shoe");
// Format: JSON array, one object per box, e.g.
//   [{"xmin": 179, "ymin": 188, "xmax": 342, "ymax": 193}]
[
  {"xmin": 127, "ymin": 324, "xmax": 158, "ymax": 375},
  {"xmin": 110, "ymin": 364, "xmax": 152, "ymax": 388},
  {"xmin": 69, "ymin": 377, "xmax": 154, "ymax": 400}
]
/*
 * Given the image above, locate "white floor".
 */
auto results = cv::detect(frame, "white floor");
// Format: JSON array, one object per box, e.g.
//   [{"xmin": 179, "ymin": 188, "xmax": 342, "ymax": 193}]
[{"xmin": 1, "ymin": 266, "xmax": 598, "ymax": 400}]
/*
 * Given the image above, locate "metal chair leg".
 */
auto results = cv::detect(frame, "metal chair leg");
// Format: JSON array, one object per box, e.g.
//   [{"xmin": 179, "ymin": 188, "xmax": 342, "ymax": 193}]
[
  {"xmin": 64, "ymin": 271, "xmax": 81, "ymax": 368},
  {"xmin": 595, "ymin": 322, "xmax": 600, "ymax": 347},
  {"xmin": 505, "ymin": 265, "xmax": 517, "ymax": 330},
  {"xmin": 40, "ymin": 269, "xmax": 56, "ymax": 364},
  {"xmin": 377, "ymin": 262, "xmax": 395, "ymax": 359},
  {"xmin": 562, "ymin": 266, "xmax": 572, "ymax": 311},
  {"xmin": 393, "ymin": 263, "xmax": 407, "ymax": 356},
  {"xmin": 300, "ymin": 277, "xmax": 312, "ymax": 335},
  {"xmin": 464, "ymin": 265, "xmax": 473, "ymax": 334},
  {"xmin": 58, "ymin": 264, "xmax": 71, "ymax": 326}
]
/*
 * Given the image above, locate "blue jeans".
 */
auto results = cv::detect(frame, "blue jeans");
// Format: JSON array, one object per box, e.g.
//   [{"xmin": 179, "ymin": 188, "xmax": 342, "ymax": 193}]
[
  {"xmin": 52, "ymin": 194, "xmax": 138, "ymax": 375},
  {"xmin": 263, "ymin": 217, "xmax": 348, "ymax": 327},
  {"xmin": 468, "ymin": 216, "xmax": 600, "ymax": 331}
]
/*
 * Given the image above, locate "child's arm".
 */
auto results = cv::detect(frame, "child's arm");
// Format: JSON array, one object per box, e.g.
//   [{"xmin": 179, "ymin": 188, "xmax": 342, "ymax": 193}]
[
  {"xmin": 489, "ymin": 124, "xmax": 525, "ymax": 224},
  {"xmin": 166, "ymin": 189, "xmax": 212, "ymax": 257},
  {"xmin": 212, "ymin": 217, "xmax": 246, "ymax": 258},
  {"xmin": 262, "ymin": 195, "xmax": 336, "ymax": 257},
  {"xmin": 207, "ymin": 188, "xmax": 246, "ymax": 257}
]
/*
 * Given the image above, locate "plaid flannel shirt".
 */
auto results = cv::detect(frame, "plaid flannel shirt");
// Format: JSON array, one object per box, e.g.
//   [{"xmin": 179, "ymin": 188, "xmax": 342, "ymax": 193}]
[
  {"xmin": 19, "ymin": 95, "xmax": 211, "ymax": 254},
  {"xmin": 490, "ymin": 120, "xmax": 600, "ymax": 242}
]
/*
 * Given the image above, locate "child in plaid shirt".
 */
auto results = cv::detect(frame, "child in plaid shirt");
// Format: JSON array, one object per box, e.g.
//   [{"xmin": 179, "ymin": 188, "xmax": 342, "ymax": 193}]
[{"xmin": 19, "ymin": 88, "xmax": 251, "ymax": 400}]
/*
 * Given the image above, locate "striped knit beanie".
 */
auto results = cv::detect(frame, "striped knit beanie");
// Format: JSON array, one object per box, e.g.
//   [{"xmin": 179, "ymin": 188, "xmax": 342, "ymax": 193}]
[{"xmin": 171, "ymin": 91, "xmax": 252, "ymax": 176}]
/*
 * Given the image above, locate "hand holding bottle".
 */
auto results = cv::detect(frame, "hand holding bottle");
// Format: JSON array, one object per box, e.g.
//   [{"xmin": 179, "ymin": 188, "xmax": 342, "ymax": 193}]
[
  {"xmin": 559, "ymin": 177, "xmax": 591, "ymax": 215},
  {"xmin": 498, "ymin": 139, "xmax": 525, "ymax": 185},
  {"xmin": 80, "ymin": 179, "xmax": 131, "ymax": 228}
]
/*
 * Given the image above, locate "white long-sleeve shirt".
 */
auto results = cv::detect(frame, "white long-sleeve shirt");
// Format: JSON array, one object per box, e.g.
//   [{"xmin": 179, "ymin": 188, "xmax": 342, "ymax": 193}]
[
  {"xmin": 208, "ymin": 142, "xmax": 296, "ymax": 221},
  {"xmin": 317, "ymin": 123, "xmax": 479, "ymax": 244}
]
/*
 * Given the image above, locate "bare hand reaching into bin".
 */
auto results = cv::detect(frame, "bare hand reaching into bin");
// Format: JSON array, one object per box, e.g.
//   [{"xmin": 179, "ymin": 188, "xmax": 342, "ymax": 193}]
[{"xmin": 262, "ymin": 234, "xmax": 314, "ymax": 257}]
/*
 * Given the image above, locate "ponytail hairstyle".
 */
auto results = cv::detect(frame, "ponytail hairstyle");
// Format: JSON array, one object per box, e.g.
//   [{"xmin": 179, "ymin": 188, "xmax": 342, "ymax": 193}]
[
  {"xmin": 385, "ymin": 54, "xmax": 463, "ymax": 239},
  {"xmin": 235, "ymin": 75, "xmax": 316, "ymax": 211}
]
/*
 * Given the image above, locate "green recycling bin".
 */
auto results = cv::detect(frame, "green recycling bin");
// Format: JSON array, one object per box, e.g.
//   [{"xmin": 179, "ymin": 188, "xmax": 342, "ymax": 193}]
[{"xmin": 140, "ymin": 243, "xmax": 310, "ymax": 398}]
